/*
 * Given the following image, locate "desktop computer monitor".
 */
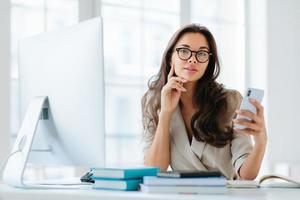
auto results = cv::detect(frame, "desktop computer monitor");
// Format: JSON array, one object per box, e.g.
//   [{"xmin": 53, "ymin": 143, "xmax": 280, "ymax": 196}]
[{"xmin": 3, "ymin": 17, "xmax": 105, "ymax": 187}]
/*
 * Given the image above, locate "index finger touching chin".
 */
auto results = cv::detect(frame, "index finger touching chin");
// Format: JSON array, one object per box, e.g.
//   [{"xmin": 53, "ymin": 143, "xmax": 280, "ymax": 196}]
[{"xmin": 168, "ymin": 65, "xmax": 174, "ymax": 80}]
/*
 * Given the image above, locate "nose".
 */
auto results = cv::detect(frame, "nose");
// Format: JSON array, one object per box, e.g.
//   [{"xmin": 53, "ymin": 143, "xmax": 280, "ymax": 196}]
[
  {"xmin": 188, "ymin": 59, "xmax": 197, "ymax": 64},
  {"xmin": 188, "ymin": 52, "xmax": 197, "ymax": 64}
]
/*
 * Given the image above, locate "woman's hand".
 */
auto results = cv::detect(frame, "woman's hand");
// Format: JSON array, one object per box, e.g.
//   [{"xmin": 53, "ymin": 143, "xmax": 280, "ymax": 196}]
[
  {"xmin": 160, "ymin": 65, "xmax": 187, "ymax": 114},
  {"xmin": 234, "ymin": 98, "xmax": 267, "ymax": 180},
  {"xmin": 233, "ymin": 98, "xmax": 267, "ymax": 146}
]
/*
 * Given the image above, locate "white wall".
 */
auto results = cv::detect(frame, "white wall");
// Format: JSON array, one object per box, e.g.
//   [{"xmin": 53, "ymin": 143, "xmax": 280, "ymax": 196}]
[
  {"xmin": 0, "ymin": 0, "xmax": 10, "ymax": 179},
  {"xmin": 267, "ymin": 0, "xmax": 300, "ymax": 164}
]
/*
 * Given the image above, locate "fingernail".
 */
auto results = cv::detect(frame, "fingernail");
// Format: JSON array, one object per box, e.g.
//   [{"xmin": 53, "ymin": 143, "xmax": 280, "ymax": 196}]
[{"xmin": 249, "ymin": 98, "xmax": 255, "ymax": 102}]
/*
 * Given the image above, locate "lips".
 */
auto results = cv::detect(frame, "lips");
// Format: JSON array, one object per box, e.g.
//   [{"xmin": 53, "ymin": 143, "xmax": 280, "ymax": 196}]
[{"xmin": 183, "ymin": 67, "xmax": 198, "ymax": 72}]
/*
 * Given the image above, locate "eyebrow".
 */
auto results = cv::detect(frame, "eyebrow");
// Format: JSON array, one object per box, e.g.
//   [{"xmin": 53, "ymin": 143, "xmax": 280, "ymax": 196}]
[{"xmin": 178, "ymin": 44, "xmax": 209, "ymax": 51}]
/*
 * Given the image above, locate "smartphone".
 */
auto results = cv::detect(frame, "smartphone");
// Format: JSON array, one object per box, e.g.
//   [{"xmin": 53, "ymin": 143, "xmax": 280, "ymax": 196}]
[{"xmin": 234, "ymin": 88, "xmax": 264, "ymax": 129}]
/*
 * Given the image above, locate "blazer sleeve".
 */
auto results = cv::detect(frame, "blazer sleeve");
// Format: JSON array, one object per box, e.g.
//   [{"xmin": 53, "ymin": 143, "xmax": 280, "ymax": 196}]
[
  {"xmin": 227, "ymin": 90, "xmax": 254, "ymax": 178},
  {"xmin": 142, "ymin": 118, "xmax": 155, "ymax": 157},
  {"xmin": 141, "ymin": 100, "xmax": 157, "ymax": 159}
]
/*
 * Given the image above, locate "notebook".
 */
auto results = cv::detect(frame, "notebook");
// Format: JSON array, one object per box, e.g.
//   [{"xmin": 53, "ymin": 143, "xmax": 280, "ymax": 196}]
[{"xmin": 226, "ymin": 173, "xmax": 300, "ymax": 188}]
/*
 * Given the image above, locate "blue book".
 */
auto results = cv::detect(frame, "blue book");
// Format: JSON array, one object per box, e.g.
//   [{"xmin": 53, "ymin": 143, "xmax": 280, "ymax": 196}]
[
  {"xmin": 91, "ymin": 167, "xmax": 159, "ymax": 179},
  {"xmin": 93, "ymin": 178, "xmax": 142, "ymax": 191}
]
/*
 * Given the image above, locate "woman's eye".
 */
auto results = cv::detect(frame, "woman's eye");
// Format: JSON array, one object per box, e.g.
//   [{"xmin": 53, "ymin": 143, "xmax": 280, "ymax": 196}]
[
  {"xmin": 180, "ymin": 49, "xmax": 189, "ymax": 54},
  {"xmin": 198, "ymin": 51, "xmax": 207, "ymax": 56}
]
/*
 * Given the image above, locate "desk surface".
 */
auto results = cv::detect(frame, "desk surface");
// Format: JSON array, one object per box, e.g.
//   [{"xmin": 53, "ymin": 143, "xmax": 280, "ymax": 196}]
[{"xmin": 1, "ymin": 184, "xmax": 300, "ymax": 200}]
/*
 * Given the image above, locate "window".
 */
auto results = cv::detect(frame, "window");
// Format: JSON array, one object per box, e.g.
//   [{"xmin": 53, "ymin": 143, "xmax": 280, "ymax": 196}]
[
  {"xmin": 10, "ymin": 0, "xmax": 246, "ymax": 170},
  {"xmin": 191, "ymin": 0, "xmax": 245, "ymax": 92},
  {"xmin": 101, "ymin": 0, "xmax": 180, "ymax": 166}
]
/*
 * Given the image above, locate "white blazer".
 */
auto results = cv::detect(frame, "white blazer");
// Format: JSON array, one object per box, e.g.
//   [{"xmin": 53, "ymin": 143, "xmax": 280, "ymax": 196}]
[{"xmin": 143, "ymin": 90, "xmax": 253, "ymax": 180}]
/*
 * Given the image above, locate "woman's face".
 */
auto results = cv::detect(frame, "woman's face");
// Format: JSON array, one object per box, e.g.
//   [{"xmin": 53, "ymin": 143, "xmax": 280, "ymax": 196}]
[{"xmin": 171, "ymin": 32, "xmax": 210, "ymax": 82}]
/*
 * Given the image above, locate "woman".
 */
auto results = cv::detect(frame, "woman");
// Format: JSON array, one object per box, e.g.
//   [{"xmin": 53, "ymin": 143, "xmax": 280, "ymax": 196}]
[{"xmin": 141, "ymin": 24, "xmax": 267, "ymax": 180}]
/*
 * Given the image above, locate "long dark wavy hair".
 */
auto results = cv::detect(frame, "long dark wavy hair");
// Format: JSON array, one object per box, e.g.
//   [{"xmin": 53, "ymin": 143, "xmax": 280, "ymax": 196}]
[{"xmin": 141, "ymin": 24, "xmax": 233, "ymax": 147}]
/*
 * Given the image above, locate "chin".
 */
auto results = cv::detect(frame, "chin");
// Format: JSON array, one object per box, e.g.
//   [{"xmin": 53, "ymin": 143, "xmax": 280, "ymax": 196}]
[{"xmin": 180, "ymin": 74, "xmax": 202, "ymax": 82}]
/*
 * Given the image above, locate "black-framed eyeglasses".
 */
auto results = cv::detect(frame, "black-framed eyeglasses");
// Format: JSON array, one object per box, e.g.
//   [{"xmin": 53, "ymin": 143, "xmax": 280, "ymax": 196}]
[{"xmin": 175, "ymin": 48, "xmax": 212, "ymax": 63}]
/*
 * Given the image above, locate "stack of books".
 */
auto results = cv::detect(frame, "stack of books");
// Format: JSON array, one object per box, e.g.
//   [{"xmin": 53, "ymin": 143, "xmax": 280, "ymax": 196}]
[
  {"xmin": 91, "ymin": 167, "xmax": 159, "ymax": 191},
  {"xmin": 140, "ymin": 170, "xmax": 227, "ymax": 194}
]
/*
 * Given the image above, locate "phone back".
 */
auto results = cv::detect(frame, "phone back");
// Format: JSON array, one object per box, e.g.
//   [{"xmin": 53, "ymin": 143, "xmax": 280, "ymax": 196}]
[{"xmin": 235, "ymin": 88, "xmax": 264, "ymax": 129}]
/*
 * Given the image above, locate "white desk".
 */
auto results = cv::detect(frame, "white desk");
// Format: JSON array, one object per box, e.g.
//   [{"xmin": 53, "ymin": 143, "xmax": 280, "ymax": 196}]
[{"xmin": 1, "ymin": 184, "xmax": 300, "ymax": 200}]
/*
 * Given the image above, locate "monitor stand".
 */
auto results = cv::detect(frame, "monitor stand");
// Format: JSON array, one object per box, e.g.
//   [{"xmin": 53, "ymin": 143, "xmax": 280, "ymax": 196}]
[
  {"xmin": 2, "ymin": 96, "xmax": 49, "ymax": 188},
  {"xmin": 2, "ymin": 96, "xmax": 91, "ymax": 189}
]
